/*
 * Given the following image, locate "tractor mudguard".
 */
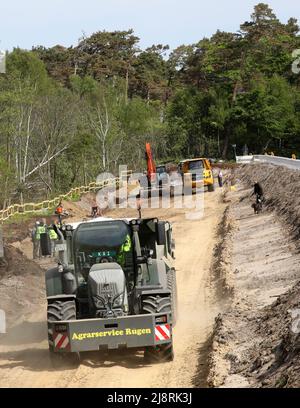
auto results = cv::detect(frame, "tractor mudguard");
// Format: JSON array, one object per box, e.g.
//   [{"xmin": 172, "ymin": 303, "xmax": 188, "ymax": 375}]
[
  {"xmin": 140, "ymin": 289, "xmax": 171, "ymax": 297},
  {"xmin": 46, "ymin": 268, "xmax": 77, "ymax": 297},
  {"xmin": 46, "ymin": 267, "xmax": 63, "ymax": 297},
  {"xmin": 62, "ymin": 271, "xmax": 77, "ymax": 295},
  {"xmin": 47, "ymin": 294, "xmax": 76, "ymax": 303}
]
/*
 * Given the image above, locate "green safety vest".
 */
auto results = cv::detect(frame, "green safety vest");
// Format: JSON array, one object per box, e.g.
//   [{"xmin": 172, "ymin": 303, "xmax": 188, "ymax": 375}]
[
  {"xmin": 49, "ymin": 228, "xmax": 58, "ymax": 240},
  {"xmin": 117, "ymin": 235, "xmax": 132, "ymax": 265},
  {"xmin": 35, "ymin": 225, "xmax": 46, "ymax": 240},
  {"xmin": 122, "ymin": 235, "xmax": 132, "ymax": 252}
]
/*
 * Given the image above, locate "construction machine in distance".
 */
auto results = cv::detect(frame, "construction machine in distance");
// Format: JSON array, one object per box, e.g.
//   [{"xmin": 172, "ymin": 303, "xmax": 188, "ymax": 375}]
[
  {"xmin": 140, "ymin": 143, "xmax": 169, "ymax": 197},
  {"xmin": 178, "ymin": 158, "xmax": 215, "ymax": 192},
  {"xmin": 41, "ymin": 215, "xmax": 177, "ymax": 366}
]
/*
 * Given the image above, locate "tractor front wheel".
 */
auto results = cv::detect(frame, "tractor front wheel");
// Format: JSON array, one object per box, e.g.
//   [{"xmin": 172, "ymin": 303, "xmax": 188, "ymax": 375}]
[
  {"xmin": 142, "ymin": 295, "xmax": 174, "ymax": 362},
  {"xmin": 47, "ymin": 300, "xmax": 79, "ymax": 368},
  {"xmin": 49, "ymin": 350, "xmax": 80, "ymax": 368}
]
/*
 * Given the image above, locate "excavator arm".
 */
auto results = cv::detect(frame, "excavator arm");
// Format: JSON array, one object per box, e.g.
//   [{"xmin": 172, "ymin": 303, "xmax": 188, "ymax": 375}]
[{"xmin": 145, "ymin": 142, "xmax": 156, "ymax": 184}]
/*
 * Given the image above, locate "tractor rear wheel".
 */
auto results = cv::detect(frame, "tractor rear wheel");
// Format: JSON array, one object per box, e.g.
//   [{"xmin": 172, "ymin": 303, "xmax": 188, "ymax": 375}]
[
  {"xmin": 142, "ymin": 295, "xmax": 171, "ymax": 315},
  {"xmin": 167, "ymin": 269, "xmax": 178, "ymax": 326},
  {"xmin": 144, "ymin": 343, "xmax": 174, "ymax": 363},
  {"xmin": 48, "ymin": 349, "xmax": 80, "ymax": 368},
  {"xmin": 142, "ymin": 295, "xmax": 174, "ymax": 362},
  {"xmin": 47, "ymin": 300, "xmax": 76, "ymax": 322},
  {"xmin": 47, "ymin": 300, "xmax": 79, "ymax": 368}
]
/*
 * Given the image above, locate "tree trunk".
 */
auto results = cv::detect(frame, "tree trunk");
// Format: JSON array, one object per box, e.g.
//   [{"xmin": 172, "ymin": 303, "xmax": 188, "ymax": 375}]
[
  {"xmin": 232, "ymin": 81, "xmax": 239, "ymax": 103},
  {"xmin": 125, "ymin": 68, "xmax": 129, "ymax": 105},
  {"xmin": 222, "ymin": 129, "xmax": 230, "ymax": 159},
  {"xmin": 83, "ymin": 154, "xmax": 87, "ymax": 185}
]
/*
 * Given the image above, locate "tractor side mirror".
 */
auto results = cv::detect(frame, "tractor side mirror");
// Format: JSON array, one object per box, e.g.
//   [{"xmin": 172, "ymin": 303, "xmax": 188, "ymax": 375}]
[
  {"xmin": 40, "ymin": 232, "xmax": 51, "ymax": 257},
  {"xmin": 137, "ymin": 249, "xmax": 154, "ymax": 265},
  {"xmin": 156, "ymin": 221, "xmax": 166, "ymax": 246},
  {"xmin": 171, "ymin": 239, "xmax": 175, "ymax": 250},
  {"xmin": 136, "ymin": 256, "xmax": 147, "ymax": 265}
]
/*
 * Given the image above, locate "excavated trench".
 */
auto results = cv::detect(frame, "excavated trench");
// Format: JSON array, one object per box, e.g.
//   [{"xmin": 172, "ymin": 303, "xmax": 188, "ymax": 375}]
[{"xmin": 207, "ymin": 164, "xmax": 300, "ymax": 388}]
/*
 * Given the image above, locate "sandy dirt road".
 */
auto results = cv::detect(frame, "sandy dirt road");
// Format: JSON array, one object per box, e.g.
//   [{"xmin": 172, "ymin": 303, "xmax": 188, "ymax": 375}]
[{"xmin": 0, "ymin": 191, "xmax": 225, "ymax": 388}]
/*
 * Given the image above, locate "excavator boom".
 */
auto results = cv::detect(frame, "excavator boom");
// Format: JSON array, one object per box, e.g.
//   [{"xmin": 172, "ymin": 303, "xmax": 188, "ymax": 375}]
[{"xmin": 145, "ymin": 142, "xmax": 156, "ymax": 183}]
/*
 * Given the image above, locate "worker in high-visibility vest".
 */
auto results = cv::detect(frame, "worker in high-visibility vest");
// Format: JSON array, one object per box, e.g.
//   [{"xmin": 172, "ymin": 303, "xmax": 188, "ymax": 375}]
[
  {"xmin": 48, "ymin": 224, "xmax": 58, "ymax": 257},
  {"xmin": 34, "ymin": 221, "xmax": 46, "ymax": 259},
  {"xmin": 117, "ymin": 234, "xmax": 132, "ymax": 267},
  {"xmin": 31, "ymin": 221, "xmax": 40, "ymax": 259}
]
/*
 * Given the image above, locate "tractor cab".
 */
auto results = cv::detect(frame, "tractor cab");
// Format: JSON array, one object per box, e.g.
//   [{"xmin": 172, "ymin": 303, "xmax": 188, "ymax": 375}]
[{"xmin": 73, "ymin": 220, "xmax": 133, "ymax": 281}]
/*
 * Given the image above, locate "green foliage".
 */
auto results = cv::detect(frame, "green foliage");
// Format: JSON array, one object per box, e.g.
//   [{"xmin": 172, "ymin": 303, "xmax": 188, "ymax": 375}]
[
  {"xmin": 1, "ymin": 3, "xmax": 300, "ymax": 209},
  {"xmin": 165, "ymin": 3, "xmax": 300, "ymax": 158}
]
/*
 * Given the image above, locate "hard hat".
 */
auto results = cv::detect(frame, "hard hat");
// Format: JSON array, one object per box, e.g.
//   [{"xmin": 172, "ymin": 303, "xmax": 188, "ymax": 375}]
[{"xmin": 35, "ymin": 221, "xmax": 40, "ymax": 225}]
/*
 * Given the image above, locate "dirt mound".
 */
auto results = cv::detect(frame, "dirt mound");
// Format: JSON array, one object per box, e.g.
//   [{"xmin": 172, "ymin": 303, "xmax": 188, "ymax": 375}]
[
  {"xmin": 239, "ymin": 163, "xmax": 300, "ymax": 239},
  {"xmin": 241, "ymin": 282, "xmax": 300, "ymax": 388},
  {"xmin": 0, "ymin": 245, "xmax": 45, "ymax": 327},
  {"xmin": 212, "ymin": 163, "xmax": 240, "ymax": 170},
  {"xmin": 3, "ymin": 215, "xmax": 58, "ymax": 245},
  {"xmin": 0, "ymin": 245, "xmax": 43, "ymax": 279},
  {"xmin": 3, "ymin": 218, "xmax": 38, "ymax": 245},
  {"xmin": 75, "ymin": 192, "xmax": 96, "ymax": 212},
  {"xmin": 218, "ymin": 280, "xmax": 300, "ymax": 388}
]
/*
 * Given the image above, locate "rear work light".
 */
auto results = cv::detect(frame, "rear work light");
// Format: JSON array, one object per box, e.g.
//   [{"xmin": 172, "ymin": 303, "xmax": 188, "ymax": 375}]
[
  {"xmin": 55, "ymin": 324, "xmax": 68, "ymax": 333},
  {"xmin": 155, "ymin": 315, "xmax": 168, "ymax": 324}
]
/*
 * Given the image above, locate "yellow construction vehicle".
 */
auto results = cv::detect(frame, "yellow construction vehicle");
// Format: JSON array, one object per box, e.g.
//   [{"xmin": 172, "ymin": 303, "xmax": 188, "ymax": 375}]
[{"xmin": 178, "ymin": 158, "xmax": 215, "ymax": 192}]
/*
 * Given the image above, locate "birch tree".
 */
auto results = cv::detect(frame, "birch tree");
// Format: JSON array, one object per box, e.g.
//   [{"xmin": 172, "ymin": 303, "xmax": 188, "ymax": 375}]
[{"xmin": 87, "ymin": 83, "xmax": 125, "ymax": 173}]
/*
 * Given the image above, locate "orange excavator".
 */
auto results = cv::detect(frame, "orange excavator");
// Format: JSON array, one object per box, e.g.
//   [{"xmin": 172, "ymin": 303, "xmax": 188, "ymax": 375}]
[
  {"xmin": 145, "ymin": 142, "xmax": 157, "ymax": 186},
  {"xmin": 142, "ymin": 143, "xmax": 170, "ymax": 197}
]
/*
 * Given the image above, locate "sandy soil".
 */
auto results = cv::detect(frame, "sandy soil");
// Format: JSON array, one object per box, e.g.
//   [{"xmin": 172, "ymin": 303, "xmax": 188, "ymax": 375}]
[
  {"xmin": 208, "ymin": 183, "xmax": 300, "ymax": 388},
  {"xmin": 0, "ymin": 190, "xmax": 225, "ymax": 388}
]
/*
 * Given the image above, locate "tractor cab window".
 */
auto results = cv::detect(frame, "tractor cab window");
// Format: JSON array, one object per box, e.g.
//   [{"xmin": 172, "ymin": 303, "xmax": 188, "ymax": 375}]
[{"xmin": 73, "ymin": 221, "xmax": 133, "ymax": 281}]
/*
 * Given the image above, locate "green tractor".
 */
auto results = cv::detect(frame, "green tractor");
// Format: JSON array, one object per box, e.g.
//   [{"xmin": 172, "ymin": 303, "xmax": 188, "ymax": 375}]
[{"xmin": 43, "ymin": 217, "xmax": 177, "ymax": 365}]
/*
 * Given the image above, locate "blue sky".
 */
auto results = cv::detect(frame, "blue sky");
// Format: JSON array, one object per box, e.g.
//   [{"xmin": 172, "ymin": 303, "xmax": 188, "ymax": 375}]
[{"xmin": 0, "ymin": 0, "xmax": 299, "ymax": 51}]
